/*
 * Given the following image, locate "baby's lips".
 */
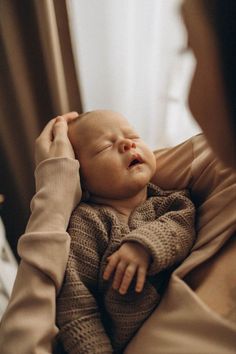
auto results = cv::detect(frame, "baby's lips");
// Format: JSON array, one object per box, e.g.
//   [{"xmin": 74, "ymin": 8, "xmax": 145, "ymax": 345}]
[{"xmin": 128, "ymin": 153, "xmax": 144, "ymax": 168}]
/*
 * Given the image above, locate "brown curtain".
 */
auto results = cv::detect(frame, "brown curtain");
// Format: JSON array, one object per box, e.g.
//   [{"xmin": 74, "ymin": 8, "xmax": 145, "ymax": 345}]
[{"xmin": 0, "ymin": 0, "xmax": 83, "ymax": 257}]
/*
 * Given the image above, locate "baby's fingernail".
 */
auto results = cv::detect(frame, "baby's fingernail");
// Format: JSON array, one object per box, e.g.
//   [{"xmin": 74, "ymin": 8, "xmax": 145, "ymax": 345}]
[{"xmin": 119, "ymin": 288, "xmax": 126, "ymax": 295}]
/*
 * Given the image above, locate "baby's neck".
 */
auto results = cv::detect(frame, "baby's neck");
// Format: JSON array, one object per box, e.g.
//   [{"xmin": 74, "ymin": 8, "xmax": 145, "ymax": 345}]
[{"xmin": 90, "ymin": 186, "xmax": 148, "ymax": 218}]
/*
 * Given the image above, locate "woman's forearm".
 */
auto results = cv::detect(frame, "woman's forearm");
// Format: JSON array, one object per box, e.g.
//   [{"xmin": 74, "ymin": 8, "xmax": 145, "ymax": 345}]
[
  {"xmin": 0, "ymin": 114, "xmax": 82, "ymax": 354},
  {"xmin": 0, "ymin": 157, "xmax": 81, "ymax": 354}
]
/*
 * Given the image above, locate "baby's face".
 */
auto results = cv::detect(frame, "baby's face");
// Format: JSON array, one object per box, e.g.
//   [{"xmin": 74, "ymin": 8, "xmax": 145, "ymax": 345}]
[{"xmin": 68, "ymin": 110, "xmax": 156, "ymax": 199}]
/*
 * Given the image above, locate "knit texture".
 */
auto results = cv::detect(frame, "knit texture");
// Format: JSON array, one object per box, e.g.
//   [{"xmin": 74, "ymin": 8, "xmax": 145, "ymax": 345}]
[{"xmin": 56, "ymin": 184, "xmax": 195, "ymax": 353}]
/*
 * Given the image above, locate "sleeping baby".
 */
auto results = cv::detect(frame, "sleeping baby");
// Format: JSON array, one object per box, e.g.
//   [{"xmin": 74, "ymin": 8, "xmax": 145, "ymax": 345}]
[{"xmin": 56, "ymin": 109, "xmax": 196, "ymax": 353}]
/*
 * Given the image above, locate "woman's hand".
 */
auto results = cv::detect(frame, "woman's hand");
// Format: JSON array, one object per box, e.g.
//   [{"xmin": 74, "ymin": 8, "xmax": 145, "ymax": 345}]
[
  {"xmin": 35, "ymin": 112, "xmax": 79, "ymax": 166},
  {"xmin": 103, "ymin": 242, "xmax": 151, "ymax": 295}
]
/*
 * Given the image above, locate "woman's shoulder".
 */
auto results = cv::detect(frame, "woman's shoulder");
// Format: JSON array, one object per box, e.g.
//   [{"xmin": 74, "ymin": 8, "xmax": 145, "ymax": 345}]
[
  {"xmin": 152, "ymin": 133, "xmax": 236, "ymax": 203},
  {"xmin": 151, "ymin": 135, "xmax": 194, "ymax": 190}
]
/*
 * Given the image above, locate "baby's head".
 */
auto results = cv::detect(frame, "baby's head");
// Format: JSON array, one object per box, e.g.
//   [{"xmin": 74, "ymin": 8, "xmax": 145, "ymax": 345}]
[{"xmin": 68, "ymin": 110, "xmax": 156, "ymax": 200}]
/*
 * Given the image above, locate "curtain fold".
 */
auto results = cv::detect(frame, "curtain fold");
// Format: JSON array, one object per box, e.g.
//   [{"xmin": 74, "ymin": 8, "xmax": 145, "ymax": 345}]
[{"xmin": 0, "ymin": 0, "xmax": 82, "ymax": 255}]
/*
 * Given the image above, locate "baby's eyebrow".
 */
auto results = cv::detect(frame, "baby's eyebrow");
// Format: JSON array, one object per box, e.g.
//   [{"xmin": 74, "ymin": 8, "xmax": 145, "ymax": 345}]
[
  {"xmin": 123, "ymin": 129, "xmax": 139, "ymax": 136},
  {"xmin": 96, "ymin": 133, "xmax": 116, "ymax": 141}
]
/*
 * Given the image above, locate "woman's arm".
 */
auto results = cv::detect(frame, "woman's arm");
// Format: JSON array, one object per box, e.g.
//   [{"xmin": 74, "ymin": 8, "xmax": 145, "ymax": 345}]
[{"xmin": 0, "ymin": 113, "xmax": 82, "ymax": 354}]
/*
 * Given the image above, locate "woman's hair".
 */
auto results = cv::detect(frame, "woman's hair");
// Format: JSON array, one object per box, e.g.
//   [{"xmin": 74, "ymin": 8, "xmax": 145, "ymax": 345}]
[{"xmin": 200, "ymin": 0, "xmax": 236, "ymax": 131}]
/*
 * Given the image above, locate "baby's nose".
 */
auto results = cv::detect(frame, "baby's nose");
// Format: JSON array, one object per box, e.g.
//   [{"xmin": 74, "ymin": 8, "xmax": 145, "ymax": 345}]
[{"xmin": 119, "ymin": 139, "xmax": 136, "ymax": 152}]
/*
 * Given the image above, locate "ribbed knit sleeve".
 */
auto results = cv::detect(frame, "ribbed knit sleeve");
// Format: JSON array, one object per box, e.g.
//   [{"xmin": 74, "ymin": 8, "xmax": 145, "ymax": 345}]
[
  {"xmin": 122, "ymin": 190, "xmax": 196, "ymax": 275},
  {"xmin": 0, "ymin": 157, "xmax": 81, "ymax": 354},
  {"xmin": 18, "ymin": 157, "xmax": 81, "ymax": 290},
  {"xmin": 56, "ymin": 204, "xmax": 113, "ymax": 354}
]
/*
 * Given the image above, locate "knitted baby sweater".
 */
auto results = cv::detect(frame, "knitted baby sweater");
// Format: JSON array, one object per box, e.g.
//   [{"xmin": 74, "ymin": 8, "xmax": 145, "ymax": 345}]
[{"xmin": 56, "ymin": 184, "xmax": 195, "ymax": 354}]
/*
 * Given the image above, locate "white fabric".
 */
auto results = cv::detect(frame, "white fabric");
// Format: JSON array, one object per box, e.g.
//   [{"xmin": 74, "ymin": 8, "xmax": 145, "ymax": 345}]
[
  {"xmin": 0, "ymin": 218, "xmax": 17, "ymax": 320},
  {"xmin": 67, "ymin": 0, "xmax": 201, "ymax": 149}
]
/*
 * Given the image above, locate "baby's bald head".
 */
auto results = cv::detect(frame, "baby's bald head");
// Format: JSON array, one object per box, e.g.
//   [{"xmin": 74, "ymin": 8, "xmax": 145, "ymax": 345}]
[{"xmin": 68, "ymin": 110, "xmax": 130, "ymax": 158}]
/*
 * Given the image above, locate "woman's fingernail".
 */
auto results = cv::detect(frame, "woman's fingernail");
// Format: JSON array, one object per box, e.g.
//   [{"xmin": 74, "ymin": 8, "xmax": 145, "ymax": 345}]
[{"xmin": 56, "ymin": 116, "xmax": 65, "ymax": 122}]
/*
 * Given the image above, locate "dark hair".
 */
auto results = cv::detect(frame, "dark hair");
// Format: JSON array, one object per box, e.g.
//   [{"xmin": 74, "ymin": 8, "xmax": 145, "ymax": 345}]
[{"xmin": 200, "ymin": 0, "xmax": 236, "ymax": 131}]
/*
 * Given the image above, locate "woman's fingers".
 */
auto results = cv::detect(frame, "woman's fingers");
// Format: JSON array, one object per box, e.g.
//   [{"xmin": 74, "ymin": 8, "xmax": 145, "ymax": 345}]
[
  {"xmin": 37, "ymin": 112, "xmax": 78, "ymax": 142},
  {"xmin": 119, "ymin": 264, "xmax": 137, "ymax": 295},
  {"xmin": 36, "ymin": 118, "xmax": 56, "ymax": 143},
  {"xmin": 35, "ymin": 112, "xmax": 79, "ymax": 165},
  {"xmin": 35, "ymin": 119, "xmax": 56, "ymax": 165},
  {"xmin": 61, "ymin": 111, "xmax": 79, "ymax": 122},
  {"xmin": 52, "ymin": 112, "xmax": 79, "ymax": 141},
  {"xmin": 53, "ymin": 116, "xmax": 69, "ymax": 140}
]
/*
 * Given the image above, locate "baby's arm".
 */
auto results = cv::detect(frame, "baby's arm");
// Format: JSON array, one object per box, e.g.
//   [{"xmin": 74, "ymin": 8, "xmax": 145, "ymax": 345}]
[
  {"xmin": 56, "ymin": 205, "xmax": 113, "ymax": 354},
  {"xmin": 104, "ymin": 189, "xmax": 195, "ymax": 295},
  {"xmin": 123, "ymin": 190, "xmax": 195, "ymax": 276}
]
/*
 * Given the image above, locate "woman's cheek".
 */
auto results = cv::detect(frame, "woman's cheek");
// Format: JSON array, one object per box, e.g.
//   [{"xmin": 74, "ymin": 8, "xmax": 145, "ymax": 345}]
[{"xmin": 187, "ymin": 68, "xmax": 202, "ymax": 125}]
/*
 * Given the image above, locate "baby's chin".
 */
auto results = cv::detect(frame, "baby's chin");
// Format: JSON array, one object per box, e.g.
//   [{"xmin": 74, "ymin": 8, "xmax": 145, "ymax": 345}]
[{"xmin": 118, "ymin": 180, "xmax": 149, "ymax": 199}]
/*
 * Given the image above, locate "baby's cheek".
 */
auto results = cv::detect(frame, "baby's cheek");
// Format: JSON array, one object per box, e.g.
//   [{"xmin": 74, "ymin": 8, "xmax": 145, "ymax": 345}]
[{"xmin": 145, "ymin": 148, "xmax": 156, "ymax": 165}]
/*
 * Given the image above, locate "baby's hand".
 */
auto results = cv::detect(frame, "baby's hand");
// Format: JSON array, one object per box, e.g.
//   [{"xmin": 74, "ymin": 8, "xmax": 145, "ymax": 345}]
[{"xmin": 103, "ymin": 242, "xmax": 151, "ymax": 295}]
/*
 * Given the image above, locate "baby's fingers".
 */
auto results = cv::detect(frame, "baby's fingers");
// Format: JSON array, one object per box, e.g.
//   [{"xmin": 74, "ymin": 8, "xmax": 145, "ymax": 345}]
[
  {"xmin": 103, "ymin": 253, "xmax": 119, "ymax": 280},
  {"xmin": 112, "ymin": 261, "xmax": 127, "ymax": 290},
  {"xmin": 135, "ymin": 267, "xmax": 147, "ymax": 293},
  {"xmin": 119, "ymin": 264, "xmax": 137, "ymax": 295}
]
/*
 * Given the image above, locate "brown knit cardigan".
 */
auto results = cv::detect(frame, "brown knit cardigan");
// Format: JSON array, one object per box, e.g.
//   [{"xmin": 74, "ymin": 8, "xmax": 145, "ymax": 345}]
[{"xmin": 56, "ymin": 184, "xmax": 195, "ymax": 353}]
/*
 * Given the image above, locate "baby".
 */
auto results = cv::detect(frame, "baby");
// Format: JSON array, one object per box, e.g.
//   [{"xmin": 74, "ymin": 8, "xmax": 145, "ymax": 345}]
[{"xmin": 56, "ymin": 110, "xmax": 195, "ymax": 353}]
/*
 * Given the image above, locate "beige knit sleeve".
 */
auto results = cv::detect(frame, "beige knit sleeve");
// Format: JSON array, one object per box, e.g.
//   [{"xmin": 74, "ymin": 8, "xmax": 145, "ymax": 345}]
[
  {"xmin": 122, "ymin": 190, "xmax": 196, "ymax": 275},
  {"xmin": 56, "ymin": 205, "xmax": 113, "ymax": 354},
  {"xmin": 0, "ymin": 157, "xmax": 81, "ymax": 354}
]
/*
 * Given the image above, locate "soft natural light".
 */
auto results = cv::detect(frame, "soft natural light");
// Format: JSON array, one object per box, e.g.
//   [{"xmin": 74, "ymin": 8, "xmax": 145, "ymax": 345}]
[{"xmin": 67, "ymin": 0, "xmax": 201, "ymax": 149}]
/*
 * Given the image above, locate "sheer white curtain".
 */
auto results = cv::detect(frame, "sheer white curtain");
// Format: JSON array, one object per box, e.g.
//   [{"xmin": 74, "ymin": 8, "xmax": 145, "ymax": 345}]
[{"xmin": 67, "ymin": 0, "xmax": 201, "ymax": 149}]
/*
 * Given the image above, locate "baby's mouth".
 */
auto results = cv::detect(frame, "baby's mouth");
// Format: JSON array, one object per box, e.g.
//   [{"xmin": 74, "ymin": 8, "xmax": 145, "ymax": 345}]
[{"xmin": 128, "ymin": 154, "xmax": 143, "ymax": 169}]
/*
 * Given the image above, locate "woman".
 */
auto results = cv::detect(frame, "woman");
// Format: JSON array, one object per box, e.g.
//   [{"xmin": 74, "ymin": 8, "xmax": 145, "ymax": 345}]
[
  {"xmin": 182, "ymin": 0, "xmax": 236, "ymax": 169},
  {"xmin": 0, "ymin": 0, "xmax": 235, "ymax": 353},
  {"xmin": 125, "ymin": 1, "xmax": 236, "ymax": 352}
]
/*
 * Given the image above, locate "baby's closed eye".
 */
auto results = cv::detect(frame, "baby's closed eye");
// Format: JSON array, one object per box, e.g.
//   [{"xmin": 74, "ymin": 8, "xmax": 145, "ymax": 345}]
[{"xmin": 97, "ymin": 144, "xmax": 113, "ymax": 154}]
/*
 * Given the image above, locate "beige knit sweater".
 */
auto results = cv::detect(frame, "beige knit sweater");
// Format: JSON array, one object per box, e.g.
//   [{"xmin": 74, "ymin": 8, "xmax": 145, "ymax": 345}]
[{"xmin": 56, "ymin": 184, "xmax": 195, "ymax": 353}]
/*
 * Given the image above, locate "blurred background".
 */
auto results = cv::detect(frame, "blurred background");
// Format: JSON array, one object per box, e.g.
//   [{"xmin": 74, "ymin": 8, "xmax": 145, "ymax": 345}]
[{"xmin": 0, "ymin": 0, "xmax": 201, "ymax": 260}]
